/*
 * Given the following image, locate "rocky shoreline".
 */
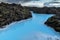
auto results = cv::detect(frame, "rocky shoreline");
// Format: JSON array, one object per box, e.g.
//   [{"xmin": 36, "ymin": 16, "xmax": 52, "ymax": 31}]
[
  {"xmin": 0, "ymin": 2, "xmax": 32, "ymax": 28},
  {"xmin": 45, "ymin": 14, "xmax": 60, "ymax": 32},
  {"xmin": 0, "ymin": 2, "xmax": 60, "ymax": 32},
  {"xmin": 25, "ymin": 6, "xmax": 60, "ymax": 32}
]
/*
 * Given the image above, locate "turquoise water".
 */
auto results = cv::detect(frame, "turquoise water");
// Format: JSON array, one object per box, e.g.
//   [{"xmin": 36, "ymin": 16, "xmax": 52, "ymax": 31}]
[{"xmin": 0, "ymin": 12, "xmax": 60, "ymax": 40}]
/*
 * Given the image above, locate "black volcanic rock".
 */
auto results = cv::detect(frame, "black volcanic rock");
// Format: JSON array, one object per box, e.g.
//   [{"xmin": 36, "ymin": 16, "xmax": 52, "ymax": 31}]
[
  {"xmin": 45, "ymin": 15, "xmax": 60, "ymax": 32},
  {"xmin": 0, "ymin": 2, "xmax": 32, "ymax": 28}
]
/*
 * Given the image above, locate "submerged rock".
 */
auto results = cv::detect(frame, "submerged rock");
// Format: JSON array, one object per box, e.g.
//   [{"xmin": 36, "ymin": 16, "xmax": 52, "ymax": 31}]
[
  {"xmin": 45, "ymin": 15, "xmax": 60, "ymax": 32},
  {"xmin": 0, "ymin": 2, "xmax": 32, "ymax": 28}
]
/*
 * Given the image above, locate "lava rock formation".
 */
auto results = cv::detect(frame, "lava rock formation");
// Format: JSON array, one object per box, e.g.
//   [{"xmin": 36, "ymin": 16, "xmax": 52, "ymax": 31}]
[
  {"xmin": 45, "ymin": 14, "xmax": 60, "ymax": 32},
  {"xmin": 0, "ymin": 2, "xmax": 32, "ymax": 28}
]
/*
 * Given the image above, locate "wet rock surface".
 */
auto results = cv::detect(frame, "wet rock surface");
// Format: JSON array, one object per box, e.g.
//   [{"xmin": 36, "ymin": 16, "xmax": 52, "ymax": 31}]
[
  {"xmin": 0, "ymin": 2, "xmax": 32, "ymax": 28},
  {"xmin": 45, "ymin": 15, "xmax": 60, "ymax": 32}
]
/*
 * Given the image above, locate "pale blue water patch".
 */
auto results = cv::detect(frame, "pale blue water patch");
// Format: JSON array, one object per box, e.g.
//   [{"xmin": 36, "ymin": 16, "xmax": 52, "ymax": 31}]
[{"xmin": 0, "ymin": 13, "xmax": 60, "ymax": 40}]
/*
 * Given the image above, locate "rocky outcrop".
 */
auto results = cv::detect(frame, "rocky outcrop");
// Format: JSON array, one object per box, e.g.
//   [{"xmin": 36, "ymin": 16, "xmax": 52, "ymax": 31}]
[
  {"xmin": 25, "ymin": 6, "xmax": 60, "ymax": 14},
  {"xmin": 45, "ymin": 14, "xmax": 60, "ymax": 32},
  {"xmin": 0, "ymin": 2, "xmax": 32, "ymax": 28}
]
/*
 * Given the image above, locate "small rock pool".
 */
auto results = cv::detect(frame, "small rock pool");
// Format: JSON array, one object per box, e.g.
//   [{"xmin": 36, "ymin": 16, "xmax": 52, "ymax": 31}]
[{"xmin": 0, "ymin": 12, "xmax": 60, "ymax": 40}]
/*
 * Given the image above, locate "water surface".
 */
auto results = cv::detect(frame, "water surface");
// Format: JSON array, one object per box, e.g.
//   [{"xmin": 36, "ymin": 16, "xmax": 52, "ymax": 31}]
[{"xmin": 0, "ymin": 13, "xmax": 60, "ymax": 40}]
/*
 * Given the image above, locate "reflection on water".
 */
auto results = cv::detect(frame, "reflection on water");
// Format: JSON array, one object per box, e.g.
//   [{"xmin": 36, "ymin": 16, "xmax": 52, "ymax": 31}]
[{"xmin": 0, "ymin": 12, "xmax": 60, "ymax": 40}]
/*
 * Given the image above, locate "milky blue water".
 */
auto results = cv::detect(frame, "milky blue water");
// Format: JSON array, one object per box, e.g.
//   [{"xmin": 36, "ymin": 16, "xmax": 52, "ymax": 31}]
[{"xmin": 0, "ymin": 12, "xmax": 60, "ymax": 40}]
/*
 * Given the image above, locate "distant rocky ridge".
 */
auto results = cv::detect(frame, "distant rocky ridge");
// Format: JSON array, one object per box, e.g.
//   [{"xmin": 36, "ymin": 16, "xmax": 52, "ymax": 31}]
[
  {"xmin": 25, "ymin": 6, "xmax": 60, "ymax": 14},
  {"xmin": 0, "ymin": 2, "xmax": 32, "ymax": 28}
]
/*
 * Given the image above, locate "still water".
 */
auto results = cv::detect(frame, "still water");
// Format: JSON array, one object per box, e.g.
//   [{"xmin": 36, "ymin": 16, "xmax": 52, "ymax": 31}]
[{"xmin": 0, "ymin": 12, "xmax": 60, "ymax": 40}]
